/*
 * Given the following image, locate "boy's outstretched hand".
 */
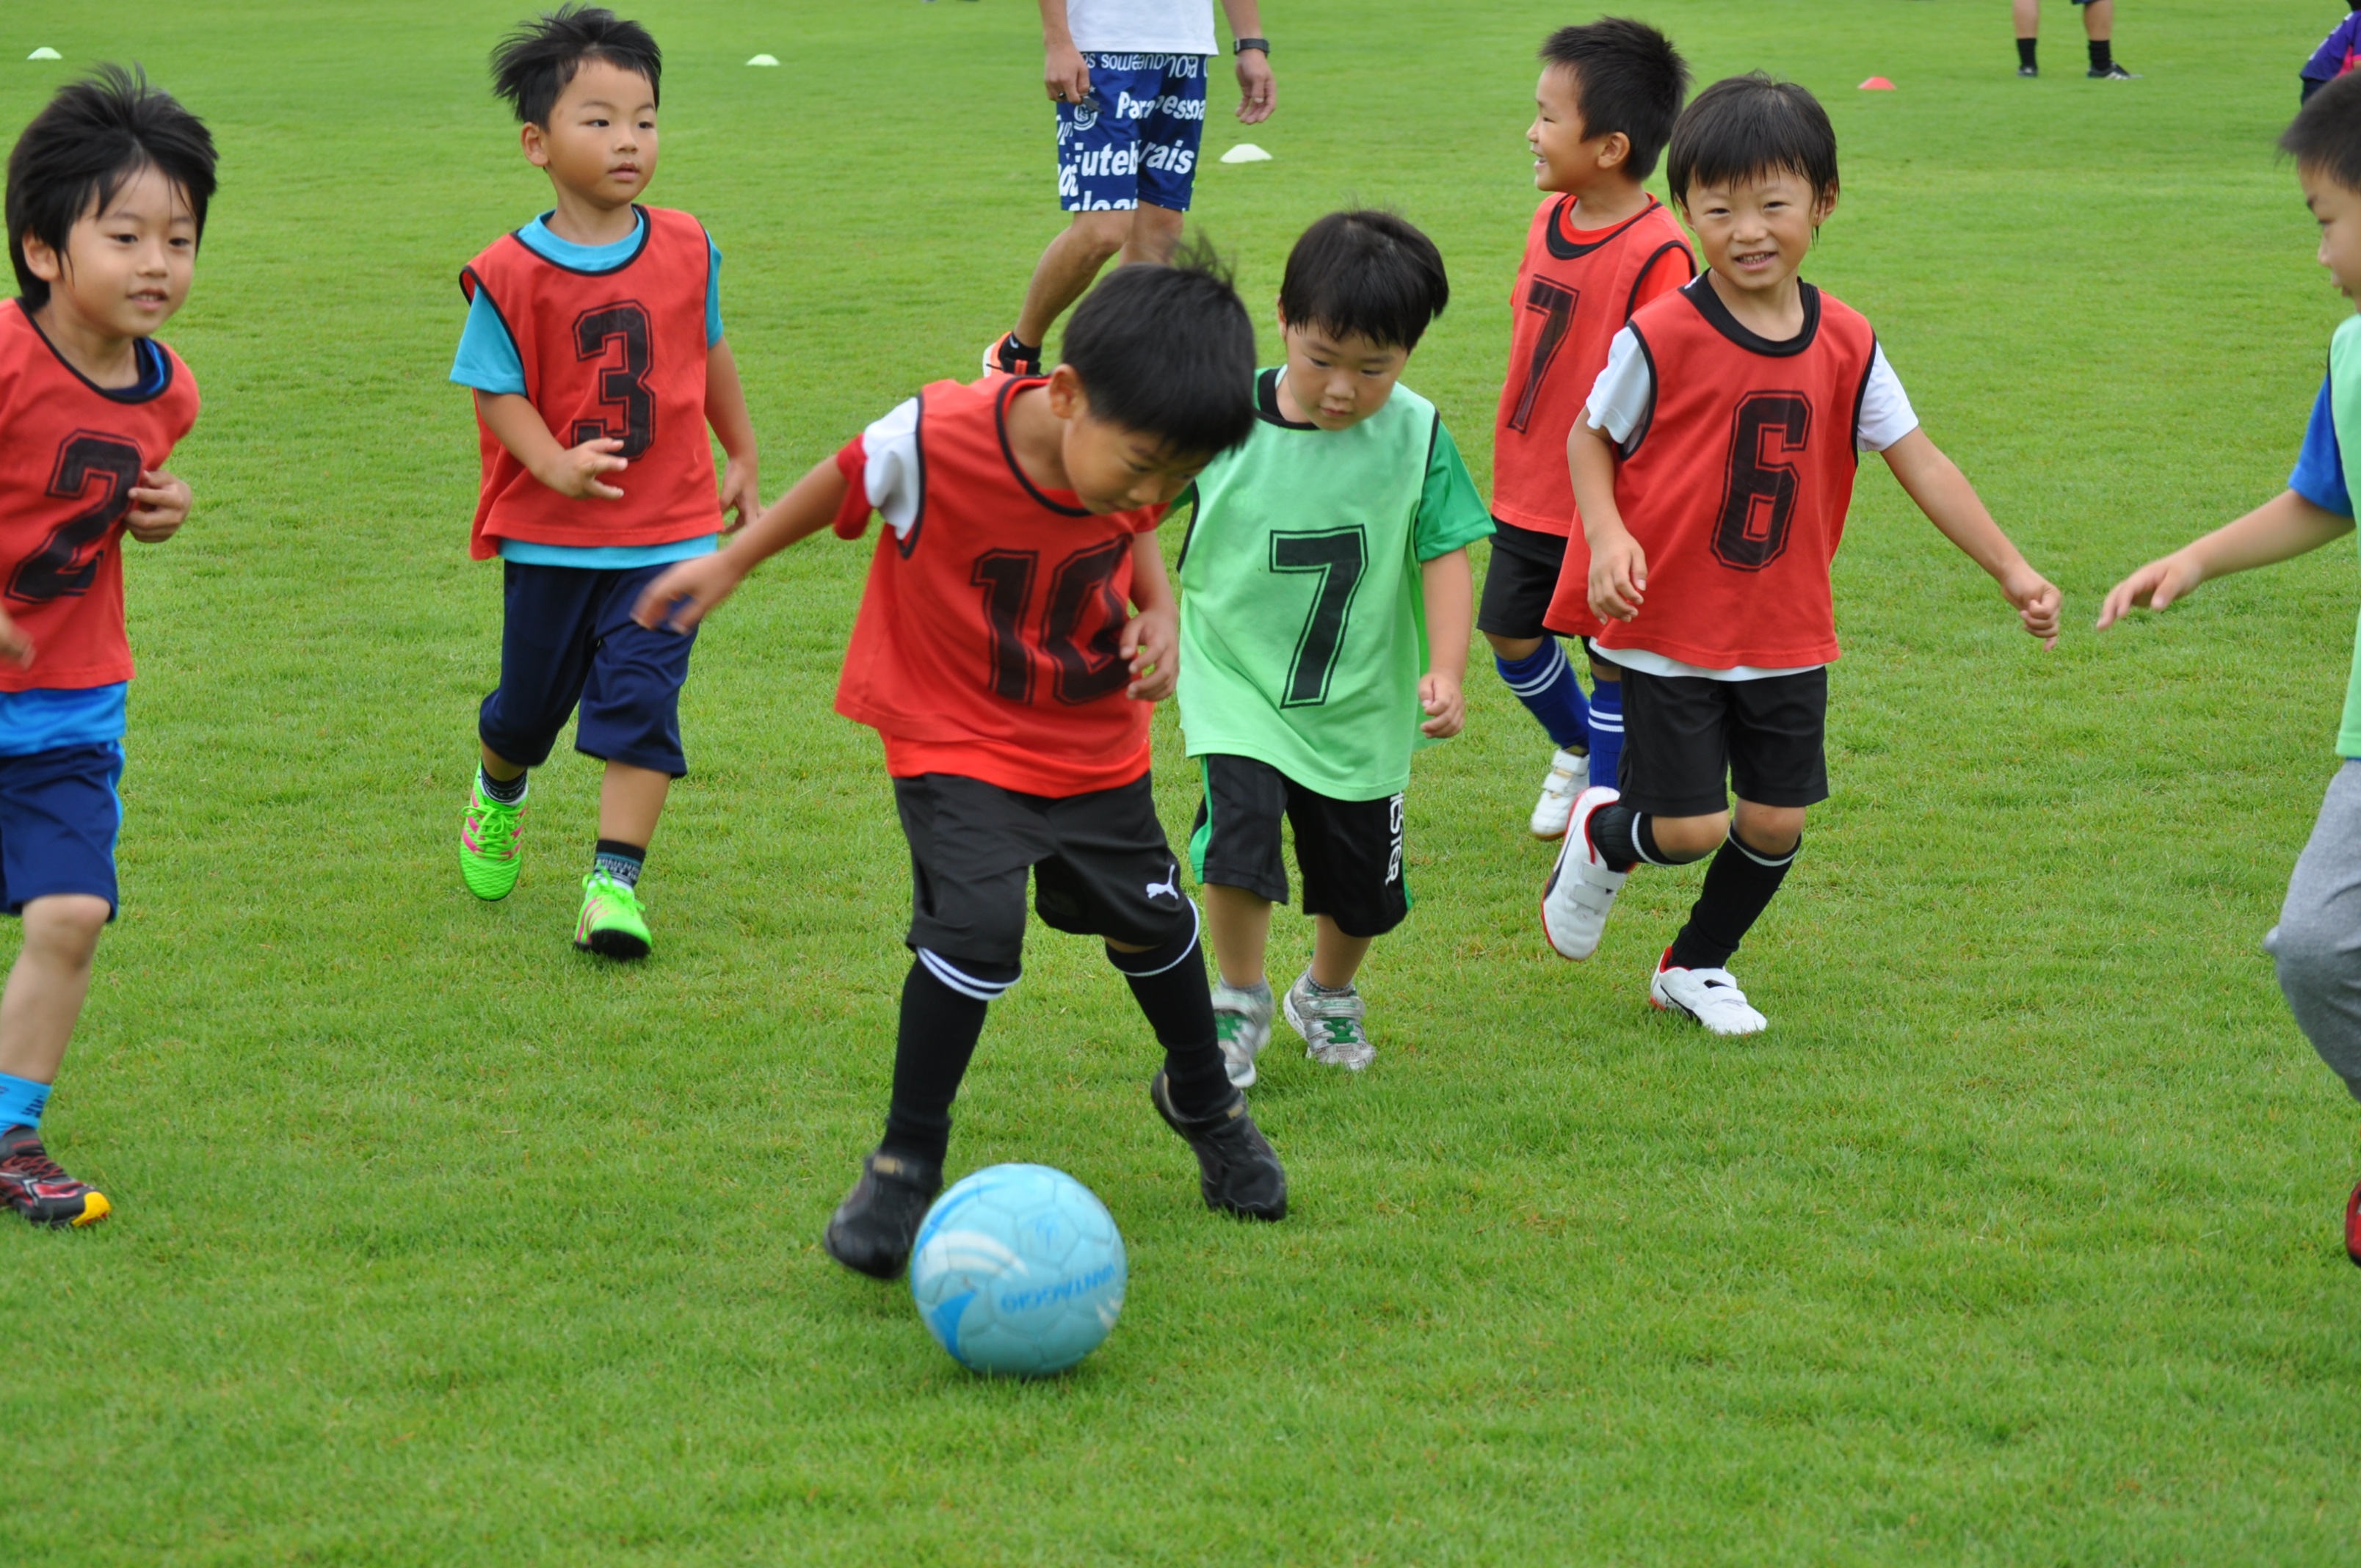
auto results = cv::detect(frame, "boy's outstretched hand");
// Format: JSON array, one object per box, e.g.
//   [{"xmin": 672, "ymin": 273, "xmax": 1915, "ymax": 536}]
[
  {"xmin": 2096, "ymin": 551, "xmax": 2205, "ymax": 630},
  {"xmin": 1418, "ymin": 672, "xmax": 1465, "ymax": 738},
  {"xmin": 1588, "ymin": 529, "xmax": 1647, "ymax": 623},
  {"xmin": 125, "ymin": 468, "xmax": 191, "ymax": 542},
  {"xmin": 1122, "ymin": 603, "xmax": 1178, "ymax": 702},
  {"xmin": 0, "ymin": 608, "xmax": 29, "ymax": 669},
  {"xmin": 719, "ymin": 453, "xmax": 759, "ymax": 534},
  {"xmin": 2002, "ymin": 565, "xmax": 2064, "ymax": 649},
  {"xmin": 631, "ymin": 553, "xmax": 745, "ymax": 635},
  {"xmin": 538, "ymin": 435, "xmax": 629, "ymax": 501}
]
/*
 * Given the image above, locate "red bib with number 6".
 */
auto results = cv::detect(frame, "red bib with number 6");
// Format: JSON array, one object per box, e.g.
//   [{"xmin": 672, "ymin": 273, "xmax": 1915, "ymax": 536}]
[
  {"xmin": 459, "ymin": 205, "xmax": 719, "ymax": 561},
  {"xmin": 1564, "ymin": 279, "xmax": 1879, "ymax": 670},
  {"xmin": 0, "ymin": 300, "xmax": 199, "ymax": 692},
  {"xmin": 831, "ymin": 376, "xmax": 1163, "ymax": 798}
]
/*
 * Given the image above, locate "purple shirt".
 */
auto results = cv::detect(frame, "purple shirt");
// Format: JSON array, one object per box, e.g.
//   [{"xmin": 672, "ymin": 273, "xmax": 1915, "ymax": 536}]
[{"xmin": 2305, "ymin": 13, "xmax": 2361, "ymax": 81}]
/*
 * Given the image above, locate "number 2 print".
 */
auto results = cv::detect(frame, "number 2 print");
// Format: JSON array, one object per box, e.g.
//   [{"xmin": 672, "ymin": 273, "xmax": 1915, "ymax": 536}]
[{"xmin": 7, "ymin": 430, "xmax": 143, "ymax": 604}]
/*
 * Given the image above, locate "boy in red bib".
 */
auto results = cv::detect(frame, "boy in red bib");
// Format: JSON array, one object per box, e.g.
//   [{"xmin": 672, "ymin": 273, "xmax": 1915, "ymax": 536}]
[
  {"xmin": 634, "ymin": 263, "xmax": 1287, "ymax": 1280},
  {"xmin": 1539, "ymin": 74, "xmax": 2062, "ymax": 1034},
  {"xmin": 450, "ymin": 7, "xmax": 759, "ymax": 959},
  {"xmin": 1486, "ymin": 18, "xmax": 1692, "ymax": 841},
  {"xmin": 0, "ymin": 69, "xmax": 214, "ymax": 1226}
]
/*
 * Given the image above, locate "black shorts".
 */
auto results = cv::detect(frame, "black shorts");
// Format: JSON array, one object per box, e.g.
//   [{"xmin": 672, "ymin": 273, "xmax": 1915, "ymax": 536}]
[
  {"xmin": 893, "ymin": 772, "xmax": 1196, "ymax": 970},
  {"xmin": 1476, "ymin": 519, "xmax": 1567, "ymax": 642},
  {"xmin": 479, "ymin": 559, "xmax": 699, "ymax": 777},
  {"xmin": 1186, "ymin": 753, "xmax": 1408, "ymax": 939},
  {"xmin": 1618, "ymin": 666, "xmax": 1829, "ymax": 817}
]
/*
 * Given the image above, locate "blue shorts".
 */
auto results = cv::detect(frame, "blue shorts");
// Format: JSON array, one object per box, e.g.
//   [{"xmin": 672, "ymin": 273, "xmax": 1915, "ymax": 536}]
[
  {"xmin": 0, "ymin": 744, "xmax": 123, "ymax": 918},
  {"xmin": 479, "ymin": 559, "xmax": 697, "ymax": 777},
  {"xmin": 1056, "ymin": 53, "xmax": 1208, "ymax": 213}
]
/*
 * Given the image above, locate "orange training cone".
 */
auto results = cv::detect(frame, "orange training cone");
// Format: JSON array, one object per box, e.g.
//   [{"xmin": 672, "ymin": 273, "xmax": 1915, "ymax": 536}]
[{"xmin": 1860, "ymin": 76, "xmax": 1896, "ymax": 90}]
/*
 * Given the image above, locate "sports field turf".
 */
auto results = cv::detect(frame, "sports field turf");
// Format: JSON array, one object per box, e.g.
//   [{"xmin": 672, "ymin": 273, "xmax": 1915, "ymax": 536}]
[{"xmin": 4, "ymin": 0, "xmax": 2358, "ymax": 1560}]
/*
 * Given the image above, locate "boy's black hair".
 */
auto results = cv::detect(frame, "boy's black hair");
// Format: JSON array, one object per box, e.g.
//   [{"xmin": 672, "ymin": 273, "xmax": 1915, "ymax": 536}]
[
  {"xmin": 1062, "ymin": 246, "xmax": 1257, "ymax": 458},
  {"xmin": 7, "ymin": 65, "xmax": 216, "ymax": 311},
  {"xmin": 2284, "ymin": 70, "xmax": 2361, "ymax": 191},
  {"xmin": 1667, "ymin": 73, "xmax": 1839, "ymax": 208},
  {"xmin": 492, "ymin": 4, "xmax": 661, "ymax": 126},
  {"xmin": 1276, "ymin": 210, "xmax": 1450, "ymax": 352},
  {"xmin": 1537, "ymin": 18, "xmax": 1691, "ymax": 181}
]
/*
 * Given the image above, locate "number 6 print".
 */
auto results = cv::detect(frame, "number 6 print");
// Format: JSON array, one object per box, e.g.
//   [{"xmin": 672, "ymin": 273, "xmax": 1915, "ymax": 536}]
[{"xmin": 1712, "ymin": 392, "xmax": 1812, "ymax": 572}]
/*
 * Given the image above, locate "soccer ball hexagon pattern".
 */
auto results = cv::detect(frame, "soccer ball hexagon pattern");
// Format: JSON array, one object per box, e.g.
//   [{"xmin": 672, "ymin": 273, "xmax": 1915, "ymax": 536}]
[{"xmin": 909, "ymin": 1164, "xmax": 1127, "ymax": 1377}]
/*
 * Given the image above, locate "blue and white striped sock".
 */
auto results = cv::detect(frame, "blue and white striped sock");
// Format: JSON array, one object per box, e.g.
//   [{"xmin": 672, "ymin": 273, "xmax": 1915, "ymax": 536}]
[
  {"xmin": 1493, "ymin": 639, "xmax": 1589, "ymax": 749},
  {"xmin": 1588, "ymin": 677, "xmax": 1625, "ymax": 794},
  {"xmin": 0, "ymin": 1070, "xmax": 51, "ymax": 1131}
]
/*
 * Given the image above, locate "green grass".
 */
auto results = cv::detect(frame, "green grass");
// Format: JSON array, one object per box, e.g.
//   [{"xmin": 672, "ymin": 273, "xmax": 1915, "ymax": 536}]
[{"xmin": 3, "ymin": 0, "xmax": 2358, "ymax": 1560}]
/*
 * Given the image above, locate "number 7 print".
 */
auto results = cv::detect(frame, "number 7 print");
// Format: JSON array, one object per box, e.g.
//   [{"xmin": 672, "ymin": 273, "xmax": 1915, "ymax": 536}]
[{"xmin": 1506, "ymin": 277, "xmax": 1578, "ymax": 434}]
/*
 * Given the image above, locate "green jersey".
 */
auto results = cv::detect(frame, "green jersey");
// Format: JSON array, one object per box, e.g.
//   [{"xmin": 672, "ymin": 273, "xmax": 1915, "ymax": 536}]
[
  {"xmin": 1176, "ymin": 370, "xmax": 1493, "ymax": 799},
  {"xmin": 2332, "ymin": 315, "xmax": 2361, "ymax": 758}
]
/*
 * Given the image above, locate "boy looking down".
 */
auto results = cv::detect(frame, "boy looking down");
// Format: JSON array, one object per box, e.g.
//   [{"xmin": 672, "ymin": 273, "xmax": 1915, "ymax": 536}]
[
  {"xmin": 451, "ymin": 5, "xmax": 759, "ymax": 959},
  {"xmin": 1175, "ymin": 211, "xmax": 1490, "ymax": 1085},
  {"xmin": 634, "ymin": 261, "xmax": 1286, "ymax": 1280},
  {"xmin": 1540, "ymin": 74, "xmax": 2061, "ymax": 1034}
]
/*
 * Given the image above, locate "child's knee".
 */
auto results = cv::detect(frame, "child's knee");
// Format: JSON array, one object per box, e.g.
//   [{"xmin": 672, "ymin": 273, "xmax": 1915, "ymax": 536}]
[
  {"xmin": 21, "ymin": 894, "xmax": 109, "ymax": 962},
  {"xmin": 1732, "ymin": 801, "xmax": 1806, "ymax": 857},
  {"xmin": 1650, "ymin": 811, "xmax": 1728, "ymax": 860}
]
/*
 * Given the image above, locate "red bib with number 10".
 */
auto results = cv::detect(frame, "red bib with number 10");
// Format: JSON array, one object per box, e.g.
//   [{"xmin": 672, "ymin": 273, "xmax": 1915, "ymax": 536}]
[
  {"xmin": 1567, "ymin": 280, "xmax": 1879, "ymax": 670},
  {"xmin": 460, "ymin": 205, "xmax": 719, "ymax": 561},
  {"xmin": 832, "ymin": 377, "xmax": 1163, "ymax": 799},
  {"xmin": 0, "ymin": 301, "xmax": 199, "ymax": 693}
]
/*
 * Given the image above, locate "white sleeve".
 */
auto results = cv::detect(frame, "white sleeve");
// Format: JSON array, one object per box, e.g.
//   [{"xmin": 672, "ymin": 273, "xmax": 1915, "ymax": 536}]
[
  {"xmin": 1583, "ymin": 327, "xmax": 1655, "ymax": 450},
  {"xmin": 1854, "ymin": 345, "xmax": 1919, "ymax": 452},
  {"xmin": 862, "ymin": 397, "xmax": 923, "ymax": 537}
]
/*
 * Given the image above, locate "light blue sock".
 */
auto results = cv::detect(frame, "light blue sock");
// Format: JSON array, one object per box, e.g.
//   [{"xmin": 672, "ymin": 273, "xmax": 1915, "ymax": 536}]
[
  {"xmin": 1493, "ymin": 639, "xmax": 1589, "ymax": 749},
  {"xmin": 0, "ymin": 1071, "xmax": 51, "ymax": 1130},
  {"xmin": 1589, "ymin": 678, "xmax": 1624, "ymax": 794}
]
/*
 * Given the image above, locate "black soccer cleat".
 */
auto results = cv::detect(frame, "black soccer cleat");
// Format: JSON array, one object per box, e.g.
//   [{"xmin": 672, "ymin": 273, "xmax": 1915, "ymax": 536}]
[
  {"xmin": 2016, "ymin": 63, "xmax": 2038, "ymax": 77},
  {"xmin": 1150, "ymin": 1071, "xmax": 1287, "ymax": 1222},
  {"xmin": 981, "ymin": 331, "xmax": 1044, "ymax": 379},
  {"xmin": 823, "ymin": 1148, "xmax": 943, "ymax": 1280},
  {"xmin": 0, "ymin": 1125, "xmax": 111, "ymax": 1228},
  {"xmin": 2087, "ymin": 62, "xmax": 2139, "ymax": 80}
]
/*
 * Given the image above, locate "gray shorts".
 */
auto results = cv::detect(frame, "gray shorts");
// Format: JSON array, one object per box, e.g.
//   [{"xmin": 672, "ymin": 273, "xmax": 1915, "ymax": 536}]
[{"xmin": 2268, "ymin": 760, "xmax": 2361, "ymax": 1100}]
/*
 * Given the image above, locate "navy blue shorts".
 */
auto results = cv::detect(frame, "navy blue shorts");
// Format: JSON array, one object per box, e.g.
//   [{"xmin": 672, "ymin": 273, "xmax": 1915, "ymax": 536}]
[
  {"xmin": 1056, "ymin": 53, "xmax": 1208, "ymax": 212},
  {"xmin": 479, "ymin": 559, "xmax": 697, "ymax": 777},
  {"xmin": 0, "ymin": 744, "xmax": 123, "ymax": 918}
]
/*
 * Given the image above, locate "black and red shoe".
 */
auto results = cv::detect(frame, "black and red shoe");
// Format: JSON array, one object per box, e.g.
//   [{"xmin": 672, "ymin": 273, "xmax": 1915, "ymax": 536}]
[
  {"xmin": 0, "ymin": 1125, "xmax": 110, "ymax": 1228},
  {"xmin": 981, "ymin": 331, "xmax": 1044, "ymax": 379},
  {"xmin": 2344, "ymin": 1180, "xmax": 2361, "ymax": 1268}
]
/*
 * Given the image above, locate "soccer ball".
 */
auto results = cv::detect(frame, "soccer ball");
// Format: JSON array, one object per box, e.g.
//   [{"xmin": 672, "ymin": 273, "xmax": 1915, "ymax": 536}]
[{"xmin": 909, "ymin": 1163, "xmax": 1127, "ymax": 1377}]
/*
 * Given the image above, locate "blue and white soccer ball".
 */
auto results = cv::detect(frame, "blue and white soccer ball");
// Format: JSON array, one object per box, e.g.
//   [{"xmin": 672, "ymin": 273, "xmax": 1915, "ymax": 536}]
[{"xmin": 909, "ymin": 1163, "xmax": 1126, "ymax": 1378}]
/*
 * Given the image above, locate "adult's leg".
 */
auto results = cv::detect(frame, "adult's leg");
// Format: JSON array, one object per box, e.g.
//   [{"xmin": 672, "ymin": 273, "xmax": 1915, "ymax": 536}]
[
  {"xmin": 2269, "ymin": 762, "xmax": 2361, "ymax": 1100},
  {"xmin": 1013, "ymin": 208, "xmax": 1142, "ymax": 349},
  {"xmin": 2012, "ymin": 0, "xmax": 2039, "ymax": 38},
  {"xmin": 2081, "ymin": 0, "xmax": 2113, "ymax": 41}
]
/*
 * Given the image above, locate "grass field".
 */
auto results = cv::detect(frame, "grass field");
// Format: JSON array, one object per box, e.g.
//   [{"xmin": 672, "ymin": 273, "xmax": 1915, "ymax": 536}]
[{"xmin": 4, "ymin": 0, "xmax": 2360, "ymax": 1561}]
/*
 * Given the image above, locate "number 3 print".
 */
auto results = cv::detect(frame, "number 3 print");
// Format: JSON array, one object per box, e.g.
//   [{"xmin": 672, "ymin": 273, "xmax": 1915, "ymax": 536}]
[{"xmin": 571, "ymin": 302, "xmax": 653, "ymax": 457}]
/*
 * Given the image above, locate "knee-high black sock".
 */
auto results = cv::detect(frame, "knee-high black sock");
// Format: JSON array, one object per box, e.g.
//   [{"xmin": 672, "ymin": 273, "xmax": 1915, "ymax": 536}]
[
  {"xmin": 881, "ymin": 959, "xmax": 1007, "ymax": 1166},
  {"xmin": 2017, "ymin": 37, "xmax": 2037, "ymax": 70},
  {"xmin": 1110, "ymin": 934, "xmax": 1231, "ymax": 1118},
  {"xmin": 1667, "ymin": 833, "xmax": 1798, "ymax": 972},
  {"xmin": 2088, "ymin": 37, "xmax": 2112, "ymax": 72}
]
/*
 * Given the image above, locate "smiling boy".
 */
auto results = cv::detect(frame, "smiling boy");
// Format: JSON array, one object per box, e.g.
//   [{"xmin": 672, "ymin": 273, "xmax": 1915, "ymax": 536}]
[
  {"xmin": 1174, "ymin": 211, "xmax": 1490, "ymax": 1085},
  {"xmin": 2099, "ymin": 73, "xmax": 2361, "ymax": 1263},
  {"xmin": 0, "ymin": 68, "xmax": 213, "ymax": 1227},
  {"xmin": 634, "ymin": 261, "xmax": 1286, "ymax": 1278},
  {"xmin": 451, "ymin": 5, "xmax": 759, "ymax": 959},
  {"xmin": 1539, "ymin": 74, "xmax": 2061, "ymax": 1034}
]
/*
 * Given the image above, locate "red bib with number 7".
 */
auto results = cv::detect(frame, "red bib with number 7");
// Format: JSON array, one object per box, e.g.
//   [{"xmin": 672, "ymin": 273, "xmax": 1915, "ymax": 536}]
[
  {"xmin": 0, "ymin": 300, "xmax": 199, "ymax": 692},
  {"xmin": 1563, "ymin": 278, "xmax": 1878, "ymax": 670},
  {"xmin": 831, "ymin": 376, "xmax": 1164, "ymax": 798},
  {"xmin": 459, "ymin": 205, "xmax": 719, "ymax": 561}
]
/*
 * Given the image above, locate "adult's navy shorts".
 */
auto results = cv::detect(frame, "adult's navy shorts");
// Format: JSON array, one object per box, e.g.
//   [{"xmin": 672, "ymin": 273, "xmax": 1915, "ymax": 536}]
[
  {"xmin": 0, "ymin": 743, "xmax": 123, "ymax": 918},
  {"xmin": 1057, "ymin": 53, "xmax": 1208, "ymax": 213},
  {"xmin": 479, "ymin": 559, "xmax": 698, "ymax": 778}
]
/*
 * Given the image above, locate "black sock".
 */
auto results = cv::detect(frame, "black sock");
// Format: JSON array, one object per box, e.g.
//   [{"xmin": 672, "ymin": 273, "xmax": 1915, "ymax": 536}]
[
  {"xmin": 2017, "ymin": 37, "xmax": 2037, "ymax": 70},
  {"xmin": 1110, "ymin": 936, "xmax": 1231, "ymax": 1119},
  {"xmin": 2089, "ymin": 38, "xmax": 2111, "ymax": 71},
  {"xmin": 881, "ymin": 959, "xmax": 1006, "ymax": 1167},
  {"xmin": 1667, "ymin": 833, "xmax": 1798, "ymax": 972},
  {"xmin": 1006, "ymin": 331, "xmax": 1039, "ymax": 358},
  {"xmin": 592, "ymin": 838, "xmax": 645, "ymax": 889},
  {"xmin": 1585, "ymin": 805, "xmax": 1709, "ymax": 871},
  {"xmin": 479, "ymin": 765, "xmax": 527, "ymax": 805}
]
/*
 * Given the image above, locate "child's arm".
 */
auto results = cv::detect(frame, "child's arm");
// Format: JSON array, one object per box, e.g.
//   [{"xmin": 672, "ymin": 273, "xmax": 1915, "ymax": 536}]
[
  {"xmin": 1418, "ymin": 547, "xmax": 1471, "ymax": 738},
  {"xmin": 705, "ymin": 339, "xmax": 760, "ymax": 532},
  {"xmin": 476, "ymin": 391, "xmax": 629, "ymax": 501},
  {"xmin": 1122, "ymin": 530, "xmax": 1179, "ymax": 702},
  {"xmin": 1879, "ymin": 429, "xmax": 2062, "ymax": 649},
  {"xmin": 2097, "ymin": 490, "xmax": 2355, "ymax": 629},
  {"xmin": 125, "ymin": 468, "xmax": 192, "ymax": 543},
  {"xmin": 0, "ymin": 609, "xmax": 28, "ymax": 668},
  {"xmin": 628, "ymin": 455, "xmax": 850, "ymax": 633},
  {"xmin": 1571, "ymin": 421, "xmax": 1647, "ymax": 623}
]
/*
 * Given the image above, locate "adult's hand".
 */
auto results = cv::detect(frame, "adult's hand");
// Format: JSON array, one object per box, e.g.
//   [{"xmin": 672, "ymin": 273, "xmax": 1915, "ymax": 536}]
[
  {"xmin": 1046, "ymin": 40, "xmax": 1092, "ymax": 104},
  {"xmin": 1235, "ymin": 48, "xmax": 1274, "ymax": 123}
]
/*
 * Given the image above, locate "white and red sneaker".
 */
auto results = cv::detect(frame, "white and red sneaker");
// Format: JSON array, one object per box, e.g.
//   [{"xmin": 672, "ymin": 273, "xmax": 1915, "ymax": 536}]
[
  {"xmin": 1648, "ymin": 948, "xmax": 1769, "ymax": 1036},
  {"xmin": 1540, "ymin": 786, "xmax": 1628, "ymax": 960}
]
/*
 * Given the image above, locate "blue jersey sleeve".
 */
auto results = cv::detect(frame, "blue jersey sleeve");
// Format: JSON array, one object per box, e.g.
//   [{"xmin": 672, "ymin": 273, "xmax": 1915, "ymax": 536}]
[
  {"xmin": 450, "ymin": 287, "xmax": 527, "ymax": 396},
  {"xmin": 2307, "ymin": 16, "xmax": 2361, "ymax": 81},
  {"xmin": 707, "ymin": 236, "xmax": 724, "ymax": 345},
  {"xmin": 2291, "ymin": 371, "xmax": 2354, "ymax": 518}
]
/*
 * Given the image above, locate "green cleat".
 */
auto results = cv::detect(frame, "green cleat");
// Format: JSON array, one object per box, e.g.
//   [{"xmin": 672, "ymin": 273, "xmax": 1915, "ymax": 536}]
[
  {"xmin": 574, "ymin": 868, "xmax": 651, "ymax": 959},
  {"xmin": 460, "ymin": 780, "xmax": 527, "ymax": 901}
]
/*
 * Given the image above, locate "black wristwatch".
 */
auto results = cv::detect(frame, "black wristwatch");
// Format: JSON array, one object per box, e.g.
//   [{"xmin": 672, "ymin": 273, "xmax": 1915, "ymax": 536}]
[{"xmin": 1233, "ymin": 37, "xmax": 1269, "ymax": 56}]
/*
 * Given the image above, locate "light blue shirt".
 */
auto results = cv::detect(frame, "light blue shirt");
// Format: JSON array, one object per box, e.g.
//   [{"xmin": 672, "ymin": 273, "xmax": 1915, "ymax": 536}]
[
  {"xmin": 451, "ymin": 211, "xmax": 726, "ymax": 571},
  {"xmin": 0, "ymin": 684, "xmax": 126, "ymax": 756}
]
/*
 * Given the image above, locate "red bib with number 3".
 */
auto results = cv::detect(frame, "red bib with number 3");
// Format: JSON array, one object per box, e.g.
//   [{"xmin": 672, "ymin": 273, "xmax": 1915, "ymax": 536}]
[
  {"xmin": 1566, "ymin": 279, "xmax": 1879, "ymax": 670},
  {"xmin": 0, "ymin": 301, "xmax": 199, "ymax": 692},
  {"xmin": 459, "ymin": 205, "xmax": 719, "ymax": 561},
  {"xmin": 832, "ymin": 377, "xmax": 1164, "ymax": 798}
]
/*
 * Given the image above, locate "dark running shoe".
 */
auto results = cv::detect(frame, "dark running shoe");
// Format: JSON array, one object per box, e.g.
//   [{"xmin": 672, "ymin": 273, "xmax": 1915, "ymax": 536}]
[
  {"xmin": 2345, "ymin": 1180, "xmax": 2361, "ymax": 1268},
  {"xmin": 1150, "ymin": 1071, "xmax": 1286, "ymax": 1222},
  {"xmin": 824, "ymin": 1148, "xmax": 943, "ymax": 1280},
  {"xmin": 981, "ymin": 331, "xmax": 1043, "ymax": 378},
  {"xmin": 0, "ymin": 1125, "xmax": 110, "ymax": 1228},
  {"xmin": 2087, "ymin": 62, "xmax": 2139, "ymax": 79},
  {"xmin": 2017, "ymin": 63, "xmax": 2038, "ymax": 77}
]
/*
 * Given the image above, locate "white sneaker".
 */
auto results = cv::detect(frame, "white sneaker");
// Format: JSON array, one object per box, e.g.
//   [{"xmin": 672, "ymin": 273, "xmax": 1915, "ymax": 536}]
[
  {"xmin": 1283, "ymin": 969, "xmax": 1376, "ymax": 1070},
  {"xmin": 1528, "ymin": 747, "xmax": 1589, "ymax": 840},
  {"xmin": 1212, "ymin": 978, "xmax": 1274, "ymax": 1088},
  {"xmin": 1649, "ymin": 951, "xmax": 1768, "ymax": 1036},
  {"xmin": 1539, "ymin": 786, "xmax": 1628, "ymax": 960}
]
